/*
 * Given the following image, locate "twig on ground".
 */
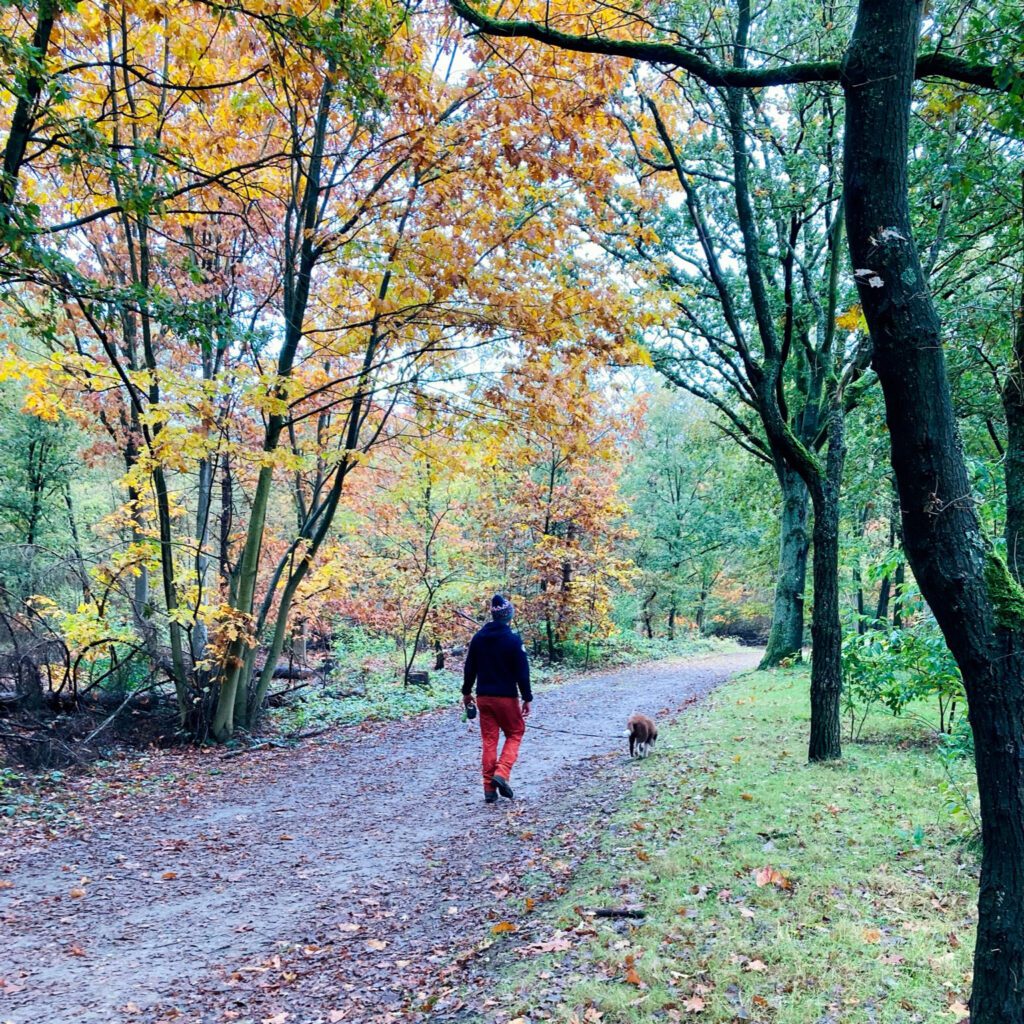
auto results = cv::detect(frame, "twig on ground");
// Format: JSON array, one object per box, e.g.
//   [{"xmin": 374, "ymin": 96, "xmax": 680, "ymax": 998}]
[{"xmin": 585, "ymin": 907, "xmax": 646, "ymax": 919}]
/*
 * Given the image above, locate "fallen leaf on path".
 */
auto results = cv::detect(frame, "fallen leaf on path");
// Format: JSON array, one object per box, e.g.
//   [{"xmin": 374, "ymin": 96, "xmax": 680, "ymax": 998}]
[
  {"xmin": 263, "ymin": 1014, "xmax": 289, "ymax": 1024},
  {"xmin": 491, "ymin": 921, "xmax": 517, "ymax": 934},
  {"xmin": 161, "ymin": 871, "xmax": 177, "ymax": 880},
  {"xmin": 68, "ymin": 944, "xmax": 86, "ymax": 957},
  {"xmin": 862, "ymin": 929, "xmax": 882, "ymax": 944},
  {"xmin": 0, "ymin": 881, "xmax": 13, "ymax": 890},
  {"xmin": 948, "ymin": 1002, "xmax": 969, "ymax": 1019},
  {"xmin": 521, "ymin": 935, "xmax": 572, "ymax": 956},
  {"xmin": 624, "ymin": 966, "xmax": 644, "ymax": 986},
  {"xmin": 69, "ymin": 888, "xmax": 86, "ymax": 899},
  {"xmin": 745, "ymin": 959, "xmax": 767, "ymax": 972},
  {"xmin": 365, "ymin": 939, "xmax": 387, "ymax": 951},
  {"xmin": 328, "ymin": 1012, "xmax": 347, "ymax": 1023},
  {"xmin": 683, "ymin": 995, "xmax": 705, "ymax": 1012}
]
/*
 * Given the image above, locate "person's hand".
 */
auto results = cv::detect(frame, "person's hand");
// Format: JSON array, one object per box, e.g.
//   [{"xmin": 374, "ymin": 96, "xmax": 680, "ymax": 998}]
[
  {"xmin": 463, "ymin": 694, "xmax": 474, "ymax": 706},
  {"xmin": 522, "ymin": 700, "xmax": 531, "ymax": 717}
]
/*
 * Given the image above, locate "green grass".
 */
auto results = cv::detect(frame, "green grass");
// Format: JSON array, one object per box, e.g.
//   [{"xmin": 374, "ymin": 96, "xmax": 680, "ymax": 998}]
[
  {"xmin": 495, "ymin": 667, "xmax": 979, "ymax": 1023},
  {"xmin": 553, "ymin": 632, "xmax": 738, "ymax": 673}
]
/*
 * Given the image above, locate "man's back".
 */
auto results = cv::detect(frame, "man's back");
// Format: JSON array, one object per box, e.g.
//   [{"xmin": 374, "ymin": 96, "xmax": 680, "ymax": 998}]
[{"xmin": 464, "ymin": 621, "xmax": 532, "ymax": 702}]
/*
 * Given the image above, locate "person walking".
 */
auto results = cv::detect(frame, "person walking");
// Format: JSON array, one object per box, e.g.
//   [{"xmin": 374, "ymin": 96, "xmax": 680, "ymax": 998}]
[{"xmin": 462, "ymin": 594, "xmax": 532, "ymax": 803}]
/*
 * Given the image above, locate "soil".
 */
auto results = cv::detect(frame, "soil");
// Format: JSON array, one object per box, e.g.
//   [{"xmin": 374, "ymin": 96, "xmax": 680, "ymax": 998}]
[{"xmin": 0, "ymin": 650, "xmax": 758, "ymax": 1024}]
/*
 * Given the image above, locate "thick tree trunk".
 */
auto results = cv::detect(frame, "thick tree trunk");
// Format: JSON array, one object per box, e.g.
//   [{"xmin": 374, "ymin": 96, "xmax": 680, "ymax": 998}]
[
  {"xmin": 844, "ymin": 4, "xmax": 1024, "ymax": 1019},
  {"xmin": 761, "ymin": 464, "xmax": 809, "ymax": 666},
  {"xmin": 807, "ymin": 408, "xmax": 845, "ymax": 762}
]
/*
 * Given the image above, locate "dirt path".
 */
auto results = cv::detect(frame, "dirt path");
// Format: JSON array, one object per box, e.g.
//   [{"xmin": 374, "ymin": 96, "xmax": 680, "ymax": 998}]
[{"xmin": 0, "ymin": 650, "xmax": 758, "ymax": 1024}]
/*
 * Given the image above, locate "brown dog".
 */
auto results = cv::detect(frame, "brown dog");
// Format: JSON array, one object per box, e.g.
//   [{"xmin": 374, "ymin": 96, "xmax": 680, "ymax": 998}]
[{"xmin": 627, "ymin": 714, "xmax": 658, "ymax": 759}]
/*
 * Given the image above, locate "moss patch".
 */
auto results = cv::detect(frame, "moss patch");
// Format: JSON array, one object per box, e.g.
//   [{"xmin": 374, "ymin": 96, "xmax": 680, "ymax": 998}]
[{"xmin": 984, "ymin": 550, "xmax": 1024, "ymax": 630}]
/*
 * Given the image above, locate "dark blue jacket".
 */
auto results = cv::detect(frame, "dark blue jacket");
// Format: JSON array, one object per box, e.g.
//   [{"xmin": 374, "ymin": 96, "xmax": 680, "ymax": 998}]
[{"xmin": 462, "ymin": 621, "xmax": 532, "ymax": 702}]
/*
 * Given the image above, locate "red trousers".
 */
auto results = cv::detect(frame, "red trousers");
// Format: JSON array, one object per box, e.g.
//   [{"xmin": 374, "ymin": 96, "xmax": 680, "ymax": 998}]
[{"xmin": 477, "ymin": 696, "xmax": 525, "ymax": 793}]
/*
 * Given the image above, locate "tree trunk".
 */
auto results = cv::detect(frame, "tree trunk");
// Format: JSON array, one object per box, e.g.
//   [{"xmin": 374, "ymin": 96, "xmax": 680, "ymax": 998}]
[
  {"xmin": 219, "ymin": 450, "xmax": 234, "ymax": 587},
  {"xmin": 0, "ymin": 0, "xmax": 56, "ymax": 218},
  {"xmin": 844, "ymin": 5, "xmax": 1024, "ymax": 1018},
  {"xmin": 694, "ymin": 576, "xmax": 709, "ymax": 633},
  {"xmin": 874, "ymin": 575, "xmax": 891, "ymax": 625},
  {"xmin": 892, "ymin": 559, "xmax": 906, "ymax": 628},
  {"xmin": 642, "ymin": 589, "xmax": 656, "ymax": 639},
  {"xmin": 760, "ymin": 464, "xmax": 809, "ymax": 667},
  {"xmin": 806, "ymin": 407, "xmax": 845, "ymax": 762},
  {"xmin": 1004, "ymin": 196, "xmax": 1024, "ymax": 584}
]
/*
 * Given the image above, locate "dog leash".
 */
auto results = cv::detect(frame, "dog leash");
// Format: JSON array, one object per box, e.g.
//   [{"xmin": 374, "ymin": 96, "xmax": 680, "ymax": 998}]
[{"xmin": 520, "ymin": 722, "xmax": 626, "ymax": 740}]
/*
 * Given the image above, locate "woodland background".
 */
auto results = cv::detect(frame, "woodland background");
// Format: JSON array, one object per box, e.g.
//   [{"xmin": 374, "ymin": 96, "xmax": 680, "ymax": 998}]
[
  {"xmin": 0, "ymin": 0, "xmax": 1015, "ymax": 758},
  {"xmin": 0, "ymin": 1, "xmax": 1023, "ymax": 1020}
]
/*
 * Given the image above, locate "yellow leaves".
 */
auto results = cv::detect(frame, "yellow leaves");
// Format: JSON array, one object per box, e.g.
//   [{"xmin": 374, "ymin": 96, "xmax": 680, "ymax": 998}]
[
  {"xmin": 835, "ymin": 303, "xmax": 867, "ymax": 333},
  {"xmin": 21, "ymin": 389, "xmax": 61, "ymax": 422},
  {"xmin": 29, "ymin": 594, "xmax": 134, "ymax": 659}
]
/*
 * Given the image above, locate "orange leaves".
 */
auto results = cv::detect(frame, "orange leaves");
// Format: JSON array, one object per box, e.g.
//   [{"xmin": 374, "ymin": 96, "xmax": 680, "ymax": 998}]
[
  {"xmin": 491, "ymin": 921, "xmax": 518, "ymax": 935},
  {"xmin": 754, "ymin": 865, "xmax": 793, "ymax": 891}
]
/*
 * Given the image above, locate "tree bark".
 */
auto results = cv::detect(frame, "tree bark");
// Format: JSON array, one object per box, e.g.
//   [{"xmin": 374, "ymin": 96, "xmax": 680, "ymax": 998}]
[
  {"xmin": 807, "ymin": 407, "xmax": 845, "ymax": 762},
  {"xmin": 843, "ymin": 4, "xmax": 1024, "ymax": 1018},
  {"xmin": 0, "ymin": 0, "xmax": 56, "ymax": 217},
  {"xmin": 760, "ymin": 464, "xmax": 809, "ymax": 666}
]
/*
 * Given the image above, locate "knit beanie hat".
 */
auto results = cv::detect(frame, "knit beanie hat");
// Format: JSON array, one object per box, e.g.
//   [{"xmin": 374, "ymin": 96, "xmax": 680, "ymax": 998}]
[{"xmin": 490, "ymin": 594, "xmax": 514, "ymax": 623}]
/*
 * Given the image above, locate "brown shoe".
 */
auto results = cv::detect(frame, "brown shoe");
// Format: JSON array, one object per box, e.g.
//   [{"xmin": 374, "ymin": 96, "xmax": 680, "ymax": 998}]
[{"xmin": 492, "ymin": 774, "xmax": 514, "ymax": 800}]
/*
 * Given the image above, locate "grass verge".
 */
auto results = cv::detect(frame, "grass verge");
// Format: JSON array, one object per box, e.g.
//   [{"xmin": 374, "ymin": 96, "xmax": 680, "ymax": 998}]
[{"xmin": 492, "ymin": 666, "xmax": 979, "ymax": 1024}]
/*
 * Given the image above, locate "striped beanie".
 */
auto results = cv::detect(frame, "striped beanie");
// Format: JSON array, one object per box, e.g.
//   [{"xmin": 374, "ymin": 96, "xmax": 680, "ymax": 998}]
[{"xmin": 490, "ymin": 594, "xmax": 514, "ymax": 623}]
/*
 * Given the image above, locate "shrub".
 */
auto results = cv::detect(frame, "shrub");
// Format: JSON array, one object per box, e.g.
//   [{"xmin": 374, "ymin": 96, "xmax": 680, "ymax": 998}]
[{"xmin": 842, "ymin": 621, "xmax": 964, "ymax": 740}]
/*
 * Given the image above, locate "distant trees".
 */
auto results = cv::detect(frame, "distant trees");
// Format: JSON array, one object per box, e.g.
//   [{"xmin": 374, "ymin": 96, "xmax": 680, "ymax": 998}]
[{"xmin": 624, "ymin": 391, "xmax": 772, "ymax": 639}]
